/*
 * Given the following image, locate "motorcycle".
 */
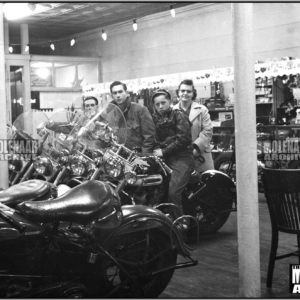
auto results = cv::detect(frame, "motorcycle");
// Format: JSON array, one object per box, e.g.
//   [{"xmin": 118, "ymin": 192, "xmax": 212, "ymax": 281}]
[
  {"xmin": 15, "ymin": 109, "xmax": 84, "ymax": 186},
  {"xmin": 7, "ymin": 111, "xmax": 49, "ymax": 186},
  {"xmin": 213, "ymin": 123, "xmax": 300, "ymax": 193},
  {"xmin": 0, "ymin": 164, "xmax": 197, "ymax": 296},
  {"xmin": 64, "ymin": 103, "xmax": 237, "ymax": 236}
]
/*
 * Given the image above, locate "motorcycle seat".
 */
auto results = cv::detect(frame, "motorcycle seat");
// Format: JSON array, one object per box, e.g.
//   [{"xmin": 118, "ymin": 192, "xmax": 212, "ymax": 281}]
[
  {"xmin": 17, "ymin": 180, "xmax": 118, "ymax": 225},
  {"xmin": 0, "ymin": 180, "xmax": 51, "ymax": 207}
]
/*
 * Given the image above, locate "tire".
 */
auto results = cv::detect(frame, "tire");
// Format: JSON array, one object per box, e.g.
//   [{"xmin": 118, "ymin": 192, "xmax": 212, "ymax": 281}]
[
  {"xmin": 185, "ymin": 185, "xmax": 233, "ymax": 236},
  {"xmin": 214, "ymin": 152, "xmax": 236, "ymax": 183},
  {"xmin": 101, "ymin": 229, "xmax": 177, "ymax": 298}
]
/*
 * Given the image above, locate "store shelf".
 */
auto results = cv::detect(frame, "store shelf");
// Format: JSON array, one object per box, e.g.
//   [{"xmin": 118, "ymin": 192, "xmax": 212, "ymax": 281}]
[
  {"xmin": 277, "ymin": 106, "xmax": 300, "ymax": 109},
  {"xmin": 256, "ymin": 102, "xmax": 273, "ymax": 104},
  {"xmin": 255, "ymin": 85, "xmax": 273, "ymax": 87}
]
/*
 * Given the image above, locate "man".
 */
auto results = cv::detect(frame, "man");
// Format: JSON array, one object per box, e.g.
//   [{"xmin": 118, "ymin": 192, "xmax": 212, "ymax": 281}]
[
  {"xmin": 43, "ymin": 96, "xmax": 99, "ymax": 134},
  {"xmin": 110, "ymin": 81, "xmax": 155, "ymax": 153},
  {"xmin": 83, "ymin": 96, "xmax": 98, "ymax": 114},
  {"xmin": 151, "ymin": 88, "xmax": 194, "ymax": 234}
]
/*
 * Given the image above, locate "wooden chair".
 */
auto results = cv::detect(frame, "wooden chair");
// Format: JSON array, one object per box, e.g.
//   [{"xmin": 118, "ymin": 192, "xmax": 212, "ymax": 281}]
[{"xmin": 262, "ymin": 168, "xmax": 300, "ymax": 287}]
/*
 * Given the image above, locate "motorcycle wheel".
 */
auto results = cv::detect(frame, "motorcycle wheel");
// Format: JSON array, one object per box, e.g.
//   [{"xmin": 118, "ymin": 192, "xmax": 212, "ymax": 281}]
[
  {"xmin": 101, "ymin": 229, "xmax": 177, "ymax": 298},
  {"xmin": 185, "ymin": 184, "xmax": 233, "ymax": 236},
  {"xmin": 213, "ymin": 152, "xmax": 236, "ymax": 183}
]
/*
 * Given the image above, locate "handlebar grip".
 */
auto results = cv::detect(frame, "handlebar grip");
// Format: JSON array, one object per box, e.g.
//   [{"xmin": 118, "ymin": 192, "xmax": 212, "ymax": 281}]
[{"xmin": 0, "ymin": 210, "xmax": 26, "ymax": 233}]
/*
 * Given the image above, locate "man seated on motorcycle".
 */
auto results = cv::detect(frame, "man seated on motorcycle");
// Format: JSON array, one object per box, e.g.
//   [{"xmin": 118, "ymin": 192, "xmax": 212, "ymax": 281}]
[
  {"xmin": 110, "ymin": 81, "xmax": 155, "ymax": 153},
  {"xmin": 40, "ymin": 96, "xmax": 98, "ymax": 135},
  {"xmin": 151, "ymin": 89, "xmax": 195, "ymax": 233}
]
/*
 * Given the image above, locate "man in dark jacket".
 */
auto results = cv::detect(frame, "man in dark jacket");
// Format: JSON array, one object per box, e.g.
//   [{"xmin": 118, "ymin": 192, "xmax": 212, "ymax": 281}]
[
  {"xmin": 151, "ymin": 89, "xmax": 194, "ymax": 231},
  {"xmin": 110, "ymin": 81, "xmax": 155, "ymax": 153}
]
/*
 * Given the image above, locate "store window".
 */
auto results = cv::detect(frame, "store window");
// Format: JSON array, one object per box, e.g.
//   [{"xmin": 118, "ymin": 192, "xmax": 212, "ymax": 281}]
[
  {"xmin": 30, "ymin": 62, "xmax": 53, "ymax": 87},
  {"xmin": 78, "ymin": 63, "xmax": 98, "ymax": 86},
  {"xmin": 54, "ymin": 63, "xmax": 76, "ymax": 88}
]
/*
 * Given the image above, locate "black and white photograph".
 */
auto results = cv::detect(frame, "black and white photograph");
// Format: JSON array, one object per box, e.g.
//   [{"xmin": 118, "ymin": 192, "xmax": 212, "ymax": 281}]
[{"xmin": 0, "ymin": 2, "xmax": 300, "ymax": 298}]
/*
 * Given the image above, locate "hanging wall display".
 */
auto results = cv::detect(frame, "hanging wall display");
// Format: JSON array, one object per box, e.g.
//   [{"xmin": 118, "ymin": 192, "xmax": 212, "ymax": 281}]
[{"xmin": 82, "ymin": 57, "xmax": 300, "ymax": 100}]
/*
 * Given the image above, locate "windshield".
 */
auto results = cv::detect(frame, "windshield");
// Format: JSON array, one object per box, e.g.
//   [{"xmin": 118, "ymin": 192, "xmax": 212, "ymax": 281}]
[
  {"xmin": 65, "ymin": 103, "xmax": 127, "ymax": 152},
  {"xmin": 41, "ymin": 109, "xmax": 84, "ymax": 161},
  {"xmin": 11, "ymin": 110, "xmax": 49, "ymax": 143}
]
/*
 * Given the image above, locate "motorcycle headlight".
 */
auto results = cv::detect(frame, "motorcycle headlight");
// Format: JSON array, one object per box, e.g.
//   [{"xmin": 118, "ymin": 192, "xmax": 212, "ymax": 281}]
[
  {"xmin": 69, "ymin": 156, "xmax": 87, "ymax": 176},
  {"xmin": 124, "ymin": 170, "xmax": 137, "ymax": 184},
  {"xmin": 58, "ymin": 149, "xmax": 70, "ymax": 165},
  {"xmin": 104, "ymin": 159, "xmax": 123, "ymax": 178},
  {"xmin": 33, "ymin": 157, "xmax": 53, "ymax": 176},
  {"xmin": 8, "ymin": 154, "xmax": 22, "ymax": 172}
]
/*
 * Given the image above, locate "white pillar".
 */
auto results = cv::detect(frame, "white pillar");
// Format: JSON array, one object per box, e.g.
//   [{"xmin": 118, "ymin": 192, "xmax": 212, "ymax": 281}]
[
  {"xmin": 232, "ymin": 3, "xmax": 261, "ymax": 297},
  {"xmin": 0, "ymin": 4, "xmax": 9, "ymax": 189},
  {"xmin": 4, "ymin": 21, "xmax": 8, "ymax": 54},
  {"xmin": 20, "ymin": 23, "xmax": 29, "ymax": 54}
]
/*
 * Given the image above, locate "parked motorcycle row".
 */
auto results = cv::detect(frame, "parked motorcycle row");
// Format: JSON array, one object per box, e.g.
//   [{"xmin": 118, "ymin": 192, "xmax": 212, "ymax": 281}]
[{"xmin": 1, "ymin": 104, "xmax": 237, "ymax": 298}]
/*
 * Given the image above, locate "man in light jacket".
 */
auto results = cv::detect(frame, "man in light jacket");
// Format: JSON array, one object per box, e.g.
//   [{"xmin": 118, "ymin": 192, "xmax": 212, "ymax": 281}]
[{"xmin": 173, "ymin": 79, "xmax": 214, "ymax": 172}]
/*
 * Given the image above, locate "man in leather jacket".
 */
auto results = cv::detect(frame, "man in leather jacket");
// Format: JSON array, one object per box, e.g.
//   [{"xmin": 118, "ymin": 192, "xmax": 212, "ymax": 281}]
[
  {"xmin": 151, "ymin": 89, "xmax": 194, "ymax": 230},
  {"xmin": 110, "ymin": 81, "xmax": 155, "ymax": 153}
]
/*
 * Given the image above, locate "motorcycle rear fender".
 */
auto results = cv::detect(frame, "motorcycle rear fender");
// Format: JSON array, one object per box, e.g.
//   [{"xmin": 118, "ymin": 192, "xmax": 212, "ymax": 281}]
[
  {"xmin": 200, "ymin": 170, "xmax": 236, "ymax": 195},
  {"xmin": 102, "ymin": 205, "xmax": 190, "ymax": 257},
  {"xmin": 0, "ymin": 203, "xmax": 44, "ymax": 241}
]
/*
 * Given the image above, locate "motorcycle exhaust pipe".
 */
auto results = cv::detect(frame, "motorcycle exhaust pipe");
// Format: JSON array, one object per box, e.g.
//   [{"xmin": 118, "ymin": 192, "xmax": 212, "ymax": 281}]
[{"xmin": 130, "ymin": 175, "xmax": 163, "ymax": 186}]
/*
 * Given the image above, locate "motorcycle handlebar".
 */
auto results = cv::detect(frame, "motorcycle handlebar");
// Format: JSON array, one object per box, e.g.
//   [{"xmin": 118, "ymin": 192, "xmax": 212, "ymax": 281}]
[{"xmin": 137, "ymin": 154, "xmax": 173, "ymax": 175}]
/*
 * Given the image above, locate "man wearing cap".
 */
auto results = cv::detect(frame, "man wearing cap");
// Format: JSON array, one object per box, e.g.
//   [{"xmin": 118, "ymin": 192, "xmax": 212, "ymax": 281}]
[
  {"xmin": 151, "ymin": 88, "xmax": 194, "ymax": 233},
  {"xmin": 110, "ymin": 81, "xmax": 155, "ymax": 153}
]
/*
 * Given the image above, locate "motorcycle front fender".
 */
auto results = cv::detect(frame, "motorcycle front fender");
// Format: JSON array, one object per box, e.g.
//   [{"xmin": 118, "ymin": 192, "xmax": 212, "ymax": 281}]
[{"xmin": 101, "ymin": 205, "xmax": 191, "ymax": 257}]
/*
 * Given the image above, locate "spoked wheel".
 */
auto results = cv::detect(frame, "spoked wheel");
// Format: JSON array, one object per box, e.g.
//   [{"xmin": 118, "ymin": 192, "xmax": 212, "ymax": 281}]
[
  {"xmin": 101, "ymin": 229, "xmax": 177, "ymax": 298},
  {"xmin": 185, "ymin": 185, "xmax": 234, "ymax": 236}
]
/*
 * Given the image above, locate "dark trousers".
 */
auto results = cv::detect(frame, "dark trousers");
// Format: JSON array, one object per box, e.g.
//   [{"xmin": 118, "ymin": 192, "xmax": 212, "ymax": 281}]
[{"xmin": 166, "ymin": 152, "xmax": 194, "ymax": 222}]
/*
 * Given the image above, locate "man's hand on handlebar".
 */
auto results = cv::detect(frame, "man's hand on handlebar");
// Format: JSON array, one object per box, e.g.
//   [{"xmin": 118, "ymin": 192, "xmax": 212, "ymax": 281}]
[{"xmin": 153, "ymin": 148, "xmax": 163, "ymax": 157}]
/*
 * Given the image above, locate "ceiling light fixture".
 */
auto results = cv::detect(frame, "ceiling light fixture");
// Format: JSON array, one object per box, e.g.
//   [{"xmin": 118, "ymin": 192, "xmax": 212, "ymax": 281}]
[
  {"xmin": 8, "ymin": 45, "xmax": 13, "ymax": 53},
  {"xmin": 170, "ymin": 5, "xmax": 175, "ymax": 17},
  {"xmin": 27, "ymin": 3, "xmax": 36, "ymax": 12},
  {"xmin": 50, "ymin": 42, "xmax": 55, "ymax": 51},
  {"xmin": 133, "ymin": 19, "xmax": 137, "ymax": 31},
  {"xmin": 102, "ymin": 30, "xmax": 107, "ymax": 41},
  {"xmin": 70, "ymin": 37, "xmax": 76, "ymax": 46},
  {"xmin": 25, "ymin": 44, "xmax": 29, "ymax": 53},
  {"xmin": 3, "ymin": 3, "xmax": 45, "ymax": 21}
]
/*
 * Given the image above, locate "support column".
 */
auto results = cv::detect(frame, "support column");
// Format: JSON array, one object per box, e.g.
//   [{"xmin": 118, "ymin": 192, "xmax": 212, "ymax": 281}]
[
  {"xmin": 20, "ymin": 23, "xmax": 29, "ymax": 54},
  {"xmin": 0, "ymin": 4, "xmax": 9, "ymax": 189},
  {"xmin": 4, "ymin": 21, "xmax": 8, "ymax": 54},
  {"xmin": 232, "ymin": 3, "xmax": 261, "ymax": 297},
  {"xmin": 21, "ymin": 24, "xmax": 31, "ymax": 113}
]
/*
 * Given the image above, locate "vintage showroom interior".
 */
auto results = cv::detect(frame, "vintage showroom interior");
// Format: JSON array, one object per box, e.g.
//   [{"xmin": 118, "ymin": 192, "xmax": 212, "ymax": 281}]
[{"xmin": 1, "ymin": 2, "xmax": 300, "ymax": 299}]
